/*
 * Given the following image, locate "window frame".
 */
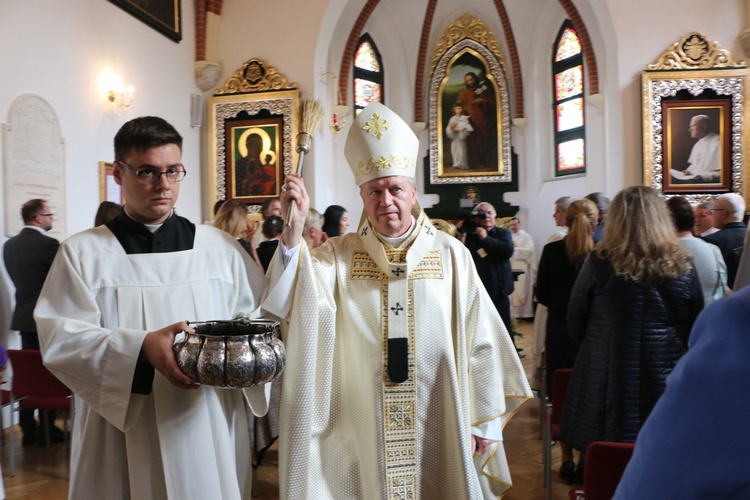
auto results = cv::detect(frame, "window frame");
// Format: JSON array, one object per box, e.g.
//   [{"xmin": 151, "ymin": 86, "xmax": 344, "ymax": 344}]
[
  {"xmin": 353, "ymin": 33, "xmax": 385, "ymax": 115},
  {"xmin": 552, "ymin": 20, "xmax": 586, "ymax": 177}
]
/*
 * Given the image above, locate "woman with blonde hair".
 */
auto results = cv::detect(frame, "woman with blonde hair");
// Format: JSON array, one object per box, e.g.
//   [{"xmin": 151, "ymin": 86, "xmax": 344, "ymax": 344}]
[
  {"xmin": 535, "ymin": 197, "xmax": 598, "ymax": 483},
  {"xmin": 214, "ymin": 199, "xmax": 262, "ymax": 269},
  {"xmin": 560, "ymin": 186, "xmax": 703, "ymax": 482}
]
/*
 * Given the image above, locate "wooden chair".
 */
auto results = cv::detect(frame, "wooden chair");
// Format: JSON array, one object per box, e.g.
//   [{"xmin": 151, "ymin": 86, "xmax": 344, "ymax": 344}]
[
  {"xmin": 7, "ymin": 350, "xmax": 74, "ymax": 477},
  {"xmin": 543, "ymin": 368, "xmax": 573, "ymax": 499},
  {"xmin": 568, "ymin": 441, "xmax": 635, "ymax": 500}
]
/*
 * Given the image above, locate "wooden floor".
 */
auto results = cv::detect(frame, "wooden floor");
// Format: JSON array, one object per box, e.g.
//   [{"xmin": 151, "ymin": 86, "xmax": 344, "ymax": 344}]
[{"xmin": 1, "ymin": 321, "xmax": 574, "ymax": 499}]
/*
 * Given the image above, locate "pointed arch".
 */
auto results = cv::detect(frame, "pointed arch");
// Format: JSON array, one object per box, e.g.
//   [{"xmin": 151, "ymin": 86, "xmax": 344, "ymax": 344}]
[{"xmin": 353, "ymin": 33, "xmax": 384, "ymax": 115}]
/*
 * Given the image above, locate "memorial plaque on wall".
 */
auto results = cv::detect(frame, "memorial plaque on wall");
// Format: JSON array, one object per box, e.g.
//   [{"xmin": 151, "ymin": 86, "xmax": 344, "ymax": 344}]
[{"xmin": 3, "ymin": 94, "xmax": 66, "ymax": 238}]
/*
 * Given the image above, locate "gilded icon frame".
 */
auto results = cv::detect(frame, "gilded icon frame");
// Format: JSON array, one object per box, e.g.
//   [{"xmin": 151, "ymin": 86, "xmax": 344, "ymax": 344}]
[
  {"xmin": 428, "ymin": 14, "xmax": 512, "ymax": 185},
  {"xmin": 642, "ymin": 32, "xmax": 749, "ymax": 204}
]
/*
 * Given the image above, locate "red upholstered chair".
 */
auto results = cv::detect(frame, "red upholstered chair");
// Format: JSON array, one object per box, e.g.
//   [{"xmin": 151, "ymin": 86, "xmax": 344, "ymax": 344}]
[
  {"xmin": 543, "ymin": 368, "xmax": 573, "ymax": 499},
  {"xmin": 7, "ymin": 349, "xmax": 73, "ymax": 477},
  {"xmin": 568, "ymin": 441, "xmax": 635, "ymax": 500}
]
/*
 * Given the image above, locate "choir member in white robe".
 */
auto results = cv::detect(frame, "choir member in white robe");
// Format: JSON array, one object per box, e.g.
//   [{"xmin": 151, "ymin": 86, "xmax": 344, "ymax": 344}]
[
  {"xmin": 508, "ymin": 218, "xmax": 536, "ymax": 319},
  {"xmin": 264, "ymin": 102, "xmax": 532, "ymax": 499},
  {"xmin": 34, "ymin": 117, "xmax": 270, "ymax": 500}
]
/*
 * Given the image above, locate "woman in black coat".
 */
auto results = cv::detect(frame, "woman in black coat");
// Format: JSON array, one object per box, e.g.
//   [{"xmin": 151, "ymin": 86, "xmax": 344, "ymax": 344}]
[
  {"xmin": 536, "ymin": 197, "xmax": 598, "ymax": 482},
  {"xmin": 559, "ymin": 186, "xmax": 703, "ymax": 480}
]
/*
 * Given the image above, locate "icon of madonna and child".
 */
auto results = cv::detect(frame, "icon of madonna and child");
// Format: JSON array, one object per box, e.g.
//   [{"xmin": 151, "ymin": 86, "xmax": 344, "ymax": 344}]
[
  {"xmin": 232, "ymin": 125, "xmax": 280, "ymax": 199},
  {"xmin": 442, "ymin": 54, "xmax": 499, "ymax": 174}
]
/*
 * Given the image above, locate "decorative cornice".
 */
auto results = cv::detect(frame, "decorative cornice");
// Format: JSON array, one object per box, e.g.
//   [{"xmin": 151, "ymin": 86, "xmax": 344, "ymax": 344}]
[
  {"xmin": 430, "ymin": 14, "xmax": 505, "ymax": 75},
  {"xmin": 646, "ymin": 32, "xmax": 745, "ymax": 70},
  {"xmin": 215, "ymin": 58, "xmax": 297, "ymax": 95}
]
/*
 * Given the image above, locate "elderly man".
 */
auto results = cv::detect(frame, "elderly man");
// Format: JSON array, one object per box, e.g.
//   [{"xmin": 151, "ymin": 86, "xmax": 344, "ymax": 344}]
[
  {"xmin": 585, "ymin": 192, "xmax": 610, "ymax": 243},
  {"xmin": 265, "ymin": 102, "xmax": 531, "ymax": 498},
  {"xmin": 682, "ymin": 114, "xmax": 721, "ymax": 182},
  {"xmin": 703, "ymin": 192, "xmax": 746, "ymax": 288},
  {"xmin": 34, "ymin": 116, "xmax": 270, "ymax": 499},
  {"xmin": 302, "ymin": 207, "xmax": 327, "ymax": 249},
  {"xmin": 694, "ymin": 202, "xmax": 719, "ymax": 237}
]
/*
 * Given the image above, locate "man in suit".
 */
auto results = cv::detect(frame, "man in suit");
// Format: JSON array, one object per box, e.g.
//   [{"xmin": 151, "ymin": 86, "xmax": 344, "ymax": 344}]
[
  {"xmin": 703, "ymin": 192, "xmax": 746, "ymax": 289},
  {"xmin": 3, "ymin": 198, "xmax": 61, "ymax": 446}
]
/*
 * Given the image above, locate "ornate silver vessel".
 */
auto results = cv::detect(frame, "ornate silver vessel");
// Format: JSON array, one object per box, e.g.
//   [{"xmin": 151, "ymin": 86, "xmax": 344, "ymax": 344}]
[{"xmin": 173, "ymin": 317, "xmax": 285, "ymax": 388}]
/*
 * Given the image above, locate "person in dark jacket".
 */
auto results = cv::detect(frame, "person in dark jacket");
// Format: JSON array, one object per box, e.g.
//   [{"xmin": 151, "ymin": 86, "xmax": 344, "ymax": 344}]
[
  {"xmin": 559, "ymin": 185, "xmax": 704, "ymax": 482},
  {"xmin": 703, "ymin": 192, "xmax": 746, "ymax": 289},
  {"xmin": 536, "ymin": 198, "xmax": 598, "ymax": 483},
  {"xmin": 256, "ymin": 215, "xmax": 284, "ymax": 272},
  {"xmin": 462, "ymin": 202, "xmax": 515, "ymax": 335},
  {"xmin": 3, "ymin": 198, "xmax": 62, "ymax": 446}
]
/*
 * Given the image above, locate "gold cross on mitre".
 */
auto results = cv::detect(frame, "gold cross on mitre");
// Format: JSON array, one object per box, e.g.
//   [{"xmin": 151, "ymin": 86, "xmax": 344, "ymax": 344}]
[{"xmin": 362, "ymin": 113, "xmax": 390, "ymax": 140}]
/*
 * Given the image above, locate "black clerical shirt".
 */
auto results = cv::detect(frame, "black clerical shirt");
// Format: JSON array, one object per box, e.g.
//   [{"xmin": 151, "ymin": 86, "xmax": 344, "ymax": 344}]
[{"xmin": 105, "ymin": 210, "xmax": 196, "ymax": 394}]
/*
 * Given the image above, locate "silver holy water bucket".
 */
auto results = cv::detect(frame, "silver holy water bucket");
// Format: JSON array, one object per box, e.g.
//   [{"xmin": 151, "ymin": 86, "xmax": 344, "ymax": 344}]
[{"xmin": 173, "ymin": 317, "xmax": 285, "ymax": 388}]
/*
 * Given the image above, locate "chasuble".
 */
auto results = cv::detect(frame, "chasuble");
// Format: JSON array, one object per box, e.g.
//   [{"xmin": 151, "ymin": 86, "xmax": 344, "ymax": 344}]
[{"xmin": 265, "ymin": 207, "xmax": 532, "ymax": 499}]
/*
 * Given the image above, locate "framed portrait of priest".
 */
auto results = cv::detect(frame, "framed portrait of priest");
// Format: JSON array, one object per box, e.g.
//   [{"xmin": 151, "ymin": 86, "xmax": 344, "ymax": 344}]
[
  {"xmin": 642, "ymin": 32, "xmax": 750, "ymax": 204},
  {"xmin": 662, "ymin": 98, "xmax": 731, "ymax": 193}
]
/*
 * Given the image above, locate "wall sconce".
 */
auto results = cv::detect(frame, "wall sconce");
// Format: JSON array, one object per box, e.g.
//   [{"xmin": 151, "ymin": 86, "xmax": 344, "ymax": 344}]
[
  {"xmin": 330, "ymin": 104, "xmax": 350, "ymax": 136},
  {"xmin": 103, "ymin": 71, "xmax": 135, "ymax": 112},
  {"xmin": 320, "ymin": 70, "xmax": 349, "ymax": 137}
]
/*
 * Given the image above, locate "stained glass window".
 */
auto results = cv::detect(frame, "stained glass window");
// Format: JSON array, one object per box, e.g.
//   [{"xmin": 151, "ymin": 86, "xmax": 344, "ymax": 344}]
[
  {"xmin": 555, "ymin": 27, "xmax": 582, "ymax": 62},
  {"xmin": 353, "ymin": 34, "xmax": 384, "ymax": 115},
  {"xmin": 557, "ymin": 98, "xmax": 583, "ymax": 131},
  {"xmin": 558, "ymin": 139, "xmax": 585, "ymax": 171},
  {"xmin": 552, "ymin": 20, "xmax": 585, "ymax": 176},
  {"xmin": 555, "ymin": 67, "xmax": 583, "ymax": 101},
  {"xmin": 355, "ymin": 41, "xmax": 381, "ymax": 72}
]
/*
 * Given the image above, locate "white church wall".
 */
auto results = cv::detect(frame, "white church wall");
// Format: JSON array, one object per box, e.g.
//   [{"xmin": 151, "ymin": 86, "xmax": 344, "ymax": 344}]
[{"xmin": 0, "ymin": 1, "xmax": 202, "ymax": 239}]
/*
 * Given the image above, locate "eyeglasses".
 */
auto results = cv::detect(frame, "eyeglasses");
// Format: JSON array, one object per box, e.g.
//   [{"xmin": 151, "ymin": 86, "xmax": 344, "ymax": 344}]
[
  {"xmin": 710, "ymin": 208, "xmax": 728, "ymax": 214},
  {"xmin": 39, "ymin": 213, "xmax": 54, "ymax": 217},
  {"xmin": 117, "ymin": 161, "xmax": 186, "ymax": 184}
]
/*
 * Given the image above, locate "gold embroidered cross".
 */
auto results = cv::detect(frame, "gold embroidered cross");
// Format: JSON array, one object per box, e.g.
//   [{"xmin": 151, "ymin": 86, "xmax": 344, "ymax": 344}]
[{"xmin": 363, "ymin": 113, "xmax": 390, "ymax": 139}]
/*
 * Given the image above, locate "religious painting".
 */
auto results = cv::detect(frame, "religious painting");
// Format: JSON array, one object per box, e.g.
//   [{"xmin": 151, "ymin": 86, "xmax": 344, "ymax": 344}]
[
  {"xmin": 108, "ymin": 0, "xmax": 181, "ymax": 42},
  {"xmin": 208, "ymin": 88, "xmax": 298, "ymax": 217},
  {"xmin": 429, "ymin": 14, "xmax": 512, "ymax": 185},
  {"xmin": 226, "ymin": 118, "xmax": 283, "ymax": 202},
  {"xmin": 661, "ymin": 99, "xmax": 731, "ymax": 193},
  {"xmin": 642, "ymin": 32, "xmax": 749, "ymax": 204}
]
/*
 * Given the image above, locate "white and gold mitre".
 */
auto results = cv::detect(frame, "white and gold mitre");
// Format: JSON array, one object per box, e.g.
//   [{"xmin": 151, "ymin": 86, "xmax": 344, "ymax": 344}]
[{"xmin": 344, "ymin": 101, "xmax": 419, "ymax": 186}]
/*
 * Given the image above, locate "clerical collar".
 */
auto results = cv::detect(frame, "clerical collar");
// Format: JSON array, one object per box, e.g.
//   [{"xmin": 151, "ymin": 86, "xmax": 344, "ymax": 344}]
[
  {"xmin": 106, "ymin": 208, "xmax": 195, "ymax": 254},
  {"xmin": 377, "ymin": 216, "xmax": 416, "ymax": 247}
]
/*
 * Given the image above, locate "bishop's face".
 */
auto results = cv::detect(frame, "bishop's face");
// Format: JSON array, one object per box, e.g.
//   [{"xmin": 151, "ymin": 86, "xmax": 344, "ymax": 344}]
[{"xmin": 360, "ymin": 176, "xmax": 417, "ymax": 238}]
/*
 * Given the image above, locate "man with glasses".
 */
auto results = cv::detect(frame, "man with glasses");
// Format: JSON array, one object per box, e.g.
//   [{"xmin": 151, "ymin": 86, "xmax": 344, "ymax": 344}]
[
  {"xmin": 704, "ymin": 192, "xmax": 747, "ymax": 288},
  {"xmin": 3, "ymin": 198, "xmax": 61, "ymax": 446},
  {"xmin": 34, "ymin": 116, "xmax": 270, "ymax": 499}
]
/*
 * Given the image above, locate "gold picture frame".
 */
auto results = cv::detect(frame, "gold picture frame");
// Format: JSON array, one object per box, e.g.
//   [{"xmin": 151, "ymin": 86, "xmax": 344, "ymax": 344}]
[
  {"xmin": 428, "ymin": 14, "xmax": 512, "ymax": 185},
  {"xmin": 207, "ymin": 59, "xmax": 299, "ymax": 218},
  {"xmin": 642, "ymin": 32, "xmax": 749, "ymax": 204}
]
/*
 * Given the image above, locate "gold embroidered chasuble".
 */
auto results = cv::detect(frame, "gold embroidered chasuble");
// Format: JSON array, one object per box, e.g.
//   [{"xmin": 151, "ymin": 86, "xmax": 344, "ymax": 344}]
[{"xmin": 276, "ymin": 207, "xmax": 532, "ymax": 499}]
